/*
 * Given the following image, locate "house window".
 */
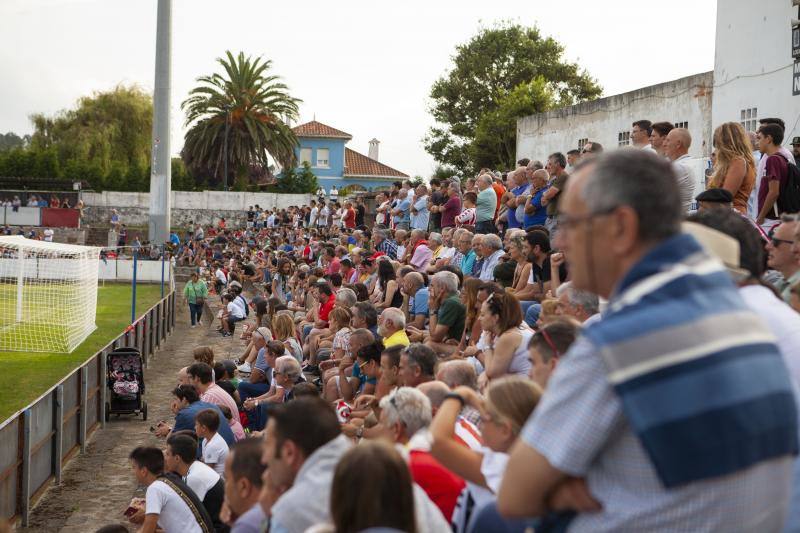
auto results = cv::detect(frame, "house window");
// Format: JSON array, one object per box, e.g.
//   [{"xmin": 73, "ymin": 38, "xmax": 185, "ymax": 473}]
[
  {"xmin": 740, "ymin": 107, "xmax": 758, "ymax": 132},
  {"xmin": 577, "ymin": 138, "xmax": 588, "ymax": 150},
  {"xmin": 674, "ymin": 121, "xmax": 688, "ymax": 129},
  {"xmin": 618, "ymin": 131, "xmax": 630, "ymax": 147},
  {"xmin": 300, "ymin": 148, "xmax": 312, "ymax": 166},
  {"xmin": 316, "ymin": 148, "xmax": 330, "ymax": 168}
]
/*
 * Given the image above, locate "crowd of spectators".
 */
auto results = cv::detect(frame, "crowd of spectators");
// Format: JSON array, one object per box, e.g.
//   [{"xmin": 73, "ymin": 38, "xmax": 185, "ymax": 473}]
[{"xmin": 103, "ymin": 116, "xmax": 800, "ymax": 533}]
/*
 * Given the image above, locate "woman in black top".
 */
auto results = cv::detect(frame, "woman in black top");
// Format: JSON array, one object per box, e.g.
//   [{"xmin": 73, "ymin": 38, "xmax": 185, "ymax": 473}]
[{"xmin": 376, "ymin": 259, "xmax": 403, "ymax": 309}]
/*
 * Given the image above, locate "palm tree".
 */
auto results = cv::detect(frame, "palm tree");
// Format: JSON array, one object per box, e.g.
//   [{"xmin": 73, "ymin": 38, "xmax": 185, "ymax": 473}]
[{"xmin": 181, "ymin": 51, "xmax": 301, "ymax": 187}]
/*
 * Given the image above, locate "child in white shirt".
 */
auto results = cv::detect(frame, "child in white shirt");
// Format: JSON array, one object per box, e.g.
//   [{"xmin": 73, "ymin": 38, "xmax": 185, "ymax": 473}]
[{"xmin": 195, "ymin": 408, "xmax": 228, "ymax": 478}]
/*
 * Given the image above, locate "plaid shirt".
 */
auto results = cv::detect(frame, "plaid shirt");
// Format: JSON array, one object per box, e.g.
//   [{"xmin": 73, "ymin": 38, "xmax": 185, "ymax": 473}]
[{"xmin": 375, "ymin": 238, "xmax": 399, "ymax": 260}]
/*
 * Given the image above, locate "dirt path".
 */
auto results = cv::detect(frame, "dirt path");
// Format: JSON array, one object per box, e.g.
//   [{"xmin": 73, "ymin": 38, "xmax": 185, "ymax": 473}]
[{"xmin": 19, "ymin": 287, "xmax": 250, "ymax": 533}]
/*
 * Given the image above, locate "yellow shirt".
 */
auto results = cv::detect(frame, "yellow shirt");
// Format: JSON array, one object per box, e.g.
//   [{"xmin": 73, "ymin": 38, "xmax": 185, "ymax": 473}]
[{"xmin": 383, "ymin": 329, "xmax": 410, "ymax": 348}]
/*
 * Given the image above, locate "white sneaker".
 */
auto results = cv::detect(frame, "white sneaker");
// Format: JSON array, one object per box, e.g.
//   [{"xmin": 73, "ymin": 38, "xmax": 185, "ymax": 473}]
[{"xmin": 237, "ymin": 362, "xmax": 252, "ymax": 373}]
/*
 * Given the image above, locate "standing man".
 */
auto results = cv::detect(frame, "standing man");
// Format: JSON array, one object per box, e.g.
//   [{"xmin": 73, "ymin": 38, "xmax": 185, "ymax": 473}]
[
  {"xmin": 650, "ymin": 121, "xmax": 674, "ymax": 157},
  {"xmin": 792, "ymin": 137, "xmax": 800, "ymax": 162},
  {"xmin": 428, "ymin": 178, "xmax": 446, "ymax": 232},
  {"xmin": 506, "ymin": 169, "xmax": 529, "ymax": 231},
  {"xmin": 439, "ymin": 182, "xmax": 462, "ymax": 230},
  {"xmin": 411, "ymin": 184, "xmax": 430, "ymax": 231},
  {"xmin": 342, "ymin": 200, "xmax": 356, "ymax": 229},
  {"xmin": 756, "ymin": 123, "xmax": 791, "ymax": 228},
  {"xmin": 631, "ymin": 119, "xmax": 655, "ymax": 152},
  {"xmin": 566, "ymin": 149, "xmax": 580, "ymax": 170},
  {"xmin": 664, "ymin": 128, "xmax": 695, "ymax": 212},
  {"xmin": 498, "ymin": 149, "xmax": 798, "ymax": 531},
  {"xmin": 475, "ymin": 174, "xmax": 498, "ymax": 234},
  {"xmin": 392, "ymin": 188, "xmax": 412, "ymax": 231},
  {"xmin": 354, "ymin": 196, "xmax": 366, "ymax": 227},
  {"xmin": 540, "ymin": 152, "xmax": 569, "ymax": 241}
]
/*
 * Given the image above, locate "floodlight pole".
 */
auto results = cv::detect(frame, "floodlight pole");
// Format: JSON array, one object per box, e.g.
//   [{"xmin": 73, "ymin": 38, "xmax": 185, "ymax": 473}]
[{"xmin": 148, "ymin": 0, "xmax": 172, "ymax": 245}]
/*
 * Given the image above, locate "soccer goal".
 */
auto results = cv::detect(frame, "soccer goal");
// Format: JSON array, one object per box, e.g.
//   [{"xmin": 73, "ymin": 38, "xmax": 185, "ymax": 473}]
[{"xmin": 0, "ymin": 236, "xmax": 101, "ymax": 353}]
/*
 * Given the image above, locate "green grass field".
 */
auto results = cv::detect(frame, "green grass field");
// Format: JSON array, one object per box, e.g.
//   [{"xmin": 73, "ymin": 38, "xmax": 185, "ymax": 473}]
[{"xmin": 0, "ymin": 283, "xmax": 163, "ymax": 422}]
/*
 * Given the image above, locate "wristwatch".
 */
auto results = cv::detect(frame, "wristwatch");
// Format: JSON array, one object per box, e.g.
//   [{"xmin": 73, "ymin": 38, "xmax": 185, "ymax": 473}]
[{"xmin": 444, "ymin": 393, "xmax": 466, "ymax": 407}]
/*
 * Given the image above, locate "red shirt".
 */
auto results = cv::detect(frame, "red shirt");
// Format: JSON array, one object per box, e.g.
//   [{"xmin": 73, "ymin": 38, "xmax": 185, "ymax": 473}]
[
  {"xmin": 343, "ymin": 207, "xmax": 356, "ymax": 228},
  {"xmin": 324, "ymin": 257, "xmax": 341, "ymax": 275},
  {"xmin": 409, "ymin": 450, "xmax": 465, "ymax": 521},
  {"xmin": 441, "ymin": 195, "xmax": 462, "ymax": 228},
  {"xmin": 318, "ymin": 294, "xmax": 335, "ymax": 323},
  {"xmin": 492, "ymin": 182, "xmax": 506, "ymax": 218}
]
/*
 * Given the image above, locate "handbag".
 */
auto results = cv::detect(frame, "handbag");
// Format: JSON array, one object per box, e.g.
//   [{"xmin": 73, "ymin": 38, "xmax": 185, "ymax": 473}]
[{"xmin": 191, "ymin": 283, "xmax": 205, "ymax": 307}]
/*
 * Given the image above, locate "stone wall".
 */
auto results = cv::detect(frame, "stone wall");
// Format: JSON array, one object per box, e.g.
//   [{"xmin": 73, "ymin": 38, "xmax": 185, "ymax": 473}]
[{"xmin": 81, "ymin": 190, "xmax": 313, "ymax": 228}]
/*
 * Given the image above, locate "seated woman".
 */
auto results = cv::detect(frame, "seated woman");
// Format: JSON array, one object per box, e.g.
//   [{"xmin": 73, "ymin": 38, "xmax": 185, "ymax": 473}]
[
  {"xmin": 476, "ymin": 291, "xmax": 534, "ymax": 383},
  {"xmin": 318, "ymin": 307, "xmax": 354, "ymax": 370},
  {"xmin": 272, "ymin": 312, "xmax": 303, "ymax": 363},
  {"xmin": 430, "ymin": 376, "xmax": 542, "ymax": 532}
]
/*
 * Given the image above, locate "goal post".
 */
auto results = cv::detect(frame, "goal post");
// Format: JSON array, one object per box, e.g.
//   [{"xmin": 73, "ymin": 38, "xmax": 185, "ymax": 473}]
[{"xmin": 0, "ymin": 236, "xmax": 101, "ymax": 353}]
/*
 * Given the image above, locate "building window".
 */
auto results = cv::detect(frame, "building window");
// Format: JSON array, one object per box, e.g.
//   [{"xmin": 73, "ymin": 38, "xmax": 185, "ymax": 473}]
[
  {"xmin": 674, "ymin": 121, "xmax": 688, "ymax": 129},
  {"xmin": 300, "ymin": 148, "xmax": 312, "ymax": 166},
  {"xmin": 316, "ymin": 148, "xmax": 330, "ymax": 168},
  {"xmin": 577, "ymin": 138, "xmax": 588, "ymax": 150},
  {"xmin": 740, "ymin": 107, "xmax": 758, "ymax": 132},
  {"xmin": 618, "ymin": 131, "xmax": 630, "ymax": 147}
]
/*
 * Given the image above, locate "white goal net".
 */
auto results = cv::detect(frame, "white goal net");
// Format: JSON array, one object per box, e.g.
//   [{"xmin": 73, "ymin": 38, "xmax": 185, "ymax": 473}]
[{"xmin": 0, "ymin": 236, "xmax": 100, "ymax": 353}]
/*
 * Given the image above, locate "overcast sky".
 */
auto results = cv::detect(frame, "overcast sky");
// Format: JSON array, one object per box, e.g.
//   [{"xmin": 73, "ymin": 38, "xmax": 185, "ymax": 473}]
[{"xmin": 0, "ymin": 0, "xmax": 717, "ymax": 177}]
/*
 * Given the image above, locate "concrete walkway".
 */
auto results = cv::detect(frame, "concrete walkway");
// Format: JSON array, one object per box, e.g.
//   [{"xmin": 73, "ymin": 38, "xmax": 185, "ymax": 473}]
[{"xmin": 19, "ymin": 287, "xmax": 248, "ymax": 532}]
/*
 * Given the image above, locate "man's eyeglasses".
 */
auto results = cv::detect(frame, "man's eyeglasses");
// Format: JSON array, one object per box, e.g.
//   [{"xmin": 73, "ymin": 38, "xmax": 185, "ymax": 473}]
[{"xmin": 771, "ymin": 236, "xmax": 794, "ymax": 247}]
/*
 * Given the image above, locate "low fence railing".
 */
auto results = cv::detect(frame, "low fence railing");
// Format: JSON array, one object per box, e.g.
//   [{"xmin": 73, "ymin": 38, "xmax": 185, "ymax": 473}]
[{"xmin": 0, "ymin": 289, "xmax": 176, "ymax": 526}]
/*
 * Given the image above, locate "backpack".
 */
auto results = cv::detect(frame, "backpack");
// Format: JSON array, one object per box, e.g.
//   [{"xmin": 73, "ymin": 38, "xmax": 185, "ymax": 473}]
[
  {"xmin": 775, "ymin": 153, "xmax": 800, "ymax": 214},
  {"xmin": 237, "ymin": 295, "xmax": 249, "ymax": 316}
]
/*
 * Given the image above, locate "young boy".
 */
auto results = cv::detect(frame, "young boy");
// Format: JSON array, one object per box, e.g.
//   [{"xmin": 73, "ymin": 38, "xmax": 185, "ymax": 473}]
[
  {"xmin": 195, "ymin": 409, "xmax": 228, "ymax": 477},
  {"xmin": 220, "ymin": 293, "xmax": 245, "ymax": 337}
]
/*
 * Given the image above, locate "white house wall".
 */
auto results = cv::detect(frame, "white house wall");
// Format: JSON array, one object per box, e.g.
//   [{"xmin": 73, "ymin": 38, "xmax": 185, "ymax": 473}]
[
  {"xmin": 712, "ymin": 0, "xmax": 800, "ymax": 142},
  {"xmin": 517, "ymin": 72, "xmax": 714, "ymax": 165}
]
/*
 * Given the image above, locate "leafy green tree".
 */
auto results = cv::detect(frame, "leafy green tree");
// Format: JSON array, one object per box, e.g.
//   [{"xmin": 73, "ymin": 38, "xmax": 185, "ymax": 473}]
[
  {"xmin": 272, "ymin": 162, "xmax": 318, "ymax": 194},
  {"xmin": 181, "ymin": 51, "xmax": 301, "ymax": 188},
  {"xmin": 431, "ymin": 164, "xmax": 459, "ymax": 182},
  {"xmin": 425, "ymin": 22, "xmax": 601, "ymax": 173},
  {"xmin": 30, "ymin": 85, "xmax": 153, "ymax": 185},
  {"xmin": 470, "ymin": 78, "xmax": 555, "ymax": 170},
  {"xmin": 171, "ymin": 158, "xmax": 194, "ymax": 191},
  {"xmin": 0, "ymin": 132, "xmax": 29, "ymax": 152}
]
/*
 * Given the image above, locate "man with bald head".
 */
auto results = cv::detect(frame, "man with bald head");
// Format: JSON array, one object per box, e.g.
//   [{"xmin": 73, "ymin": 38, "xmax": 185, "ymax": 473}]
[
  {"xmin": 402, "ymin": 271, "xmax": 429, "ymax": 330},
  {"xmin": 664, "ymin": 127, "xmax": 695, "ymax": 212}
]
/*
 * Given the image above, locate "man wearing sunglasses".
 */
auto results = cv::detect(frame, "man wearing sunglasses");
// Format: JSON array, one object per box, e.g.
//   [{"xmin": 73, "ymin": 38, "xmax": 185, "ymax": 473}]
[{"xmin": 766, "ymin": 215, "xmax": 800, "ymax": 304}]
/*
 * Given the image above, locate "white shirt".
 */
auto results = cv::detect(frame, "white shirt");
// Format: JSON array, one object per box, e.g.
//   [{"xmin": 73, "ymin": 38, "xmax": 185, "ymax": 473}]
[
  {"xmin": 43, "ymin": 228, "xmax": 54, "ymax": 242},
  {"xmin": 318, "ymin": 207, "xmax": 329, "ymax": 226},
  {"xmin": 376, "ymin": 200, "xmax": 391, "ymax": 225},
  {"xmin": 227, "ymin": 301, "xmax": 245, "ymax": 320},
  {"xmin": 267, "ymin": 214, "xmax": 276, "ymax": 227},
  {"xmin": 215, "ymin": 269, "xmax": 227, "ymax": 285},
  {"xmin": 309, "ymin": 207, "xmax": 319, "ymax": 226},
  {"xmin": 479, "ymin": 249, "xmax": 504, "ymax": 281},
  {"xmin": 739, "ymin": 285, "xmax": 800, "ymax": 386},
  {"xmin": 641, "ymin": 144, "xmax": 657, "ymax": 153},
  {"xmin": 145, "ymin": 480, "xmax": 204, "ymax": 533},
  {"xmin": 184, "ymin": 460, "xmax": 220, "ymax": 501},
  {"xmin": 673, "ymin": 154, "xmax": 696, "ymax": 212},
  {"xmin": 202, "ymin": 432, "xmax": 229, "ymax": 477}
]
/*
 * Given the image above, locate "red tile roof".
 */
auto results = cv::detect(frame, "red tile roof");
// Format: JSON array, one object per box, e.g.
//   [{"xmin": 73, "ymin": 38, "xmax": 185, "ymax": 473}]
[
  {"xmin": 344, "ymin": 148, "xmax": 408, "ymax": 178},
  {"xmin": 292, "ymin": 120, "xmax": 352, "ymax": 139}
]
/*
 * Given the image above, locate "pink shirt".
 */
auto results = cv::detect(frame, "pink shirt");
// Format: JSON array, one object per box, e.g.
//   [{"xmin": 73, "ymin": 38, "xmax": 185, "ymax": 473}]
[
  {"xmin": 200, "ymin": 383, "xmax": 238, "ymax": 418},
  {"xmin": 410, "ymin": 244, "xmax": 433, "ymax": 272},
  {"xmin": 229, "ymin": 418, "xmax": 246, "ymax": 441}
]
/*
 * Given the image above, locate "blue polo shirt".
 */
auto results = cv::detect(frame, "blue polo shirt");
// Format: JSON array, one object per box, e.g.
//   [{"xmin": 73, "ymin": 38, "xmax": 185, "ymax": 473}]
[
  {"xmin": 174, "ymin": 401, "xmax": 235, "ymax": 446},
  {"xmin": 507, "ymin": 184, "xmax": 529, "ymax": 229},
  {"xmin": 410, "ymin": 287, "xmax": 430, "ymax": 319}
]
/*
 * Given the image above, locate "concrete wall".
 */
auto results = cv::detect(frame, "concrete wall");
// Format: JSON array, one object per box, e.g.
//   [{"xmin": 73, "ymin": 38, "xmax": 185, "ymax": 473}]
[
  {"xmin": 516, "ymin": 72, "xmax": 713, "ymax": 195},
  {"xmin": 712, "ymin": 1, "xmax": 800, "ymax": 143},
  {"xmin": 80, "ymin": 191, "xmax": 313, "ymax": 227}
]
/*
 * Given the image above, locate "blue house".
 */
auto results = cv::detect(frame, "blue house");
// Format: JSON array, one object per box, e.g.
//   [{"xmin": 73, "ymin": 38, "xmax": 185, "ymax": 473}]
[{"xmin": 289, "ymin": 120, "xmax": 408, "ymax": 192}]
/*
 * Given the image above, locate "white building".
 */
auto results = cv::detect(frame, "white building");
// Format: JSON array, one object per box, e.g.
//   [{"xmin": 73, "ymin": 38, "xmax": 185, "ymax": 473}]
[{"xmin": 517, "ymin": 0, "xmax": 800, "ymax": 195}]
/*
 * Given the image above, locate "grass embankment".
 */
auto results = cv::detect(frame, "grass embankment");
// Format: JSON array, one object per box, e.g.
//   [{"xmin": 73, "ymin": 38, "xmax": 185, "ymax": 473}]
[{"xmin": 0, "ymin": 284, "xmax": 163, "ymax": 421}]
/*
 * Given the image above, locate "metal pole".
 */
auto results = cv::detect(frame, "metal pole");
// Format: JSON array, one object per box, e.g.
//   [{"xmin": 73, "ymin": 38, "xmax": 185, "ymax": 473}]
[
  {"xmin": 16, "ymin": 247, "xmax": 24, "ymax": 322},
  {"xmin": 160, "ymin": 247, "xmax": 165, "ymax": 298},
  {"xmin": 223, "ymin": 108, "xmax": 230, "ymax": 191},
  {"xmin": 132, "ymin": 249, "xmax": 138, "ymax": 324},
  {"xmin": 148, "ymin": 0, "xmax": 172, "ymax": 244}
]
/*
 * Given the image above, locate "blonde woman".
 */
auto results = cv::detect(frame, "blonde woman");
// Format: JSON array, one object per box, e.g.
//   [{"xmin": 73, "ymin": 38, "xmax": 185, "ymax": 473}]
[
  {"xmin": 272, "ymin": 313, "xmax": 302, "ymax": 363},
  {"xmin": 506, "ymin": 235, "xmax": 532, "ymax": 294},
  {"xmin": 710, "ymin": 122, "xmax": 756, "ymax": 214},
  {"xmin": 430, "ymin": 376, "xmax": 542, "ymax": 532}
]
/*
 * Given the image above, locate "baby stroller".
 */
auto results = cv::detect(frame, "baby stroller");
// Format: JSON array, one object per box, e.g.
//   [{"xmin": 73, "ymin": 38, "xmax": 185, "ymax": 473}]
[{"xmin": 105, "ymin": 347, "xmax": 147, "ymax": 421}]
